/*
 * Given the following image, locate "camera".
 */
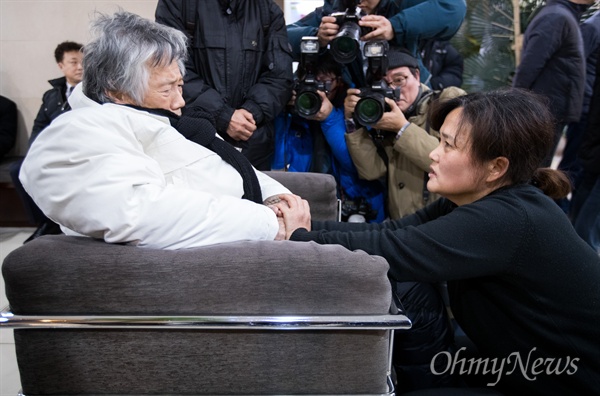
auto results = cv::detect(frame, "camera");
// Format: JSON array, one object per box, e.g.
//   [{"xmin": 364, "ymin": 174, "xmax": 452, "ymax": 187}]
[
  {"xmin": 341, "ymin": 197, "xmax": 377, "ymax": 223},
  {"xmin": 329, "ymin": 0, "xmax": 368, "ymax": 64},
  {"xmin": 354, "ymin": 41, "xmax": 400, "ymax": 126},
  {"xmin": 294, "ymin": 36, "xmax": 330, "ymax": 118}
]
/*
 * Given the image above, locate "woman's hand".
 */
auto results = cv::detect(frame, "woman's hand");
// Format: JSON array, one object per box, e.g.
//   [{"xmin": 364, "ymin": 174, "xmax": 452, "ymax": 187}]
[{"xmin": 275, "ymin": 194, "xmax": 311, "ymax": 239}]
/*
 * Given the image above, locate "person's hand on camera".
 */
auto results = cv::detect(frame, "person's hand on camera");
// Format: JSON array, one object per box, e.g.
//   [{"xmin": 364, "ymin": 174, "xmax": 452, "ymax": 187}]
[
  {"xmin": 344, "ymin": 88, "xmax": 361, "ymax": 119},
  {"xmin": 359, "ymin": 15, "xmax": 394, "ymax": 41},
  {"xmin": 275, "ymin": 194, "xmax": 311, "ymax": 240},
  {"xmin": 287, "ymin": 90, "xmax": 297, "ymax": 107},
  {"xmin": 374, "ymin": 97, "xmax": 408, "ymax": 132},
  {"xmin": 306, "ymin": 90, "xmax": 333, "ymax": 122},
  {"xmin": 318, "ymin": 16, "xmax": 339, "ymax": 48},
  {"xmin": 227, "ymin": 108, "xmax": 256, "ymax": 141}
]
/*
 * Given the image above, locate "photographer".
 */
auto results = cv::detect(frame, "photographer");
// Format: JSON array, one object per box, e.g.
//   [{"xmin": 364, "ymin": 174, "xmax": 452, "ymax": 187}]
[
  {"xmin": 286, "ymin": 0, "xmax": 466, "ymax": 87},
  {"xmin": 345, "ymin": 47, "xmax": 465, "ymax": 219},
  {"xmin": 274, "ymin": 51, "xmax": 386, "ymax": 223}
]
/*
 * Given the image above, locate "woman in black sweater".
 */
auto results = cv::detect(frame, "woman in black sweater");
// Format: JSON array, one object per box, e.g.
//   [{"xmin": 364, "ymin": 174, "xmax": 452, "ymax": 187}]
[{"xmin": 276, "ymin": 88, "xmax": 600, "ymax": 395}]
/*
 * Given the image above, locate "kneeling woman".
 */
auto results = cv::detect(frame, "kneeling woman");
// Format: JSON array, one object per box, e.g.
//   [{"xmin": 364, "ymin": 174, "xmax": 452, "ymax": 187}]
[{"xmin": 276, "ymin": 88, "xmax": 600, "ymax": 394}]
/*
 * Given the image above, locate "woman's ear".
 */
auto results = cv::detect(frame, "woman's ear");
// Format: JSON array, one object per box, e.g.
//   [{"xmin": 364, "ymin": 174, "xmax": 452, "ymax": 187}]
[{"xmin": 486, "ymin": 156, "xmax": 509, "ymax": 183}]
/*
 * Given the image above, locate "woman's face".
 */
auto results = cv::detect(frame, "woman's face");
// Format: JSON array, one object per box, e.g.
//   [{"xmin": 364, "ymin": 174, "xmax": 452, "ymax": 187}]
[{"xmin": 427, "ymin": 108, "xmax": 491, "ymax": 206}]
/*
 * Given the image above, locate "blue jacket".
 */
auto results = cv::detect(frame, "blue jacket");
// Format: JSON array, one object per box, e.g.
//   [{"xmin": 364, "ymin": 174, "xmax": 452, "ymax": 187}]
[
  {"xmin": 274, "ymin": 107, "xmax": 386, "ymax": 222},
  {"xmin": 287, "ymin": 0, "xmax": 466, "ymax": 86}
]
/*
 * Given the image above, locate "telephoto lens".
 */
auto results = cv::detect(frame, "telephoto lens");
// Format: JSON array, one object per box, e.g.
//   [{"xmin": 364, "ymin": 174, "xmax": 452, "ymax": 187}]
[
  {"xmin": 295, "ymin": 88, "xmax": 322, "ymax": 117},
  {"xmin": 294, "ymin": 36, "xmax": 324, "ymax": 118},
  {"xmin": 353, "ymin": 41, "xmax": 399, "ymax": 126},
  {"xmin": 330, "ymin": 21, "xmax": 361, "ymax": 64},
  {"xmin": 355, "ymin": 94, "xmax": 386, "ymax": 126}
]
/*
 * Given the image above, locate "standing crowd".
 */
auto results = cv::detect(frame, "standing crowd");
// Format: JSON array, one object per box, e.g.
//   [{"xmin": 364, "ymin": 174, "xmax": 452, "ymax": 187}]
[{"xmin": 3, "ymin": 0, "xmax": 600, "ymax": 395}]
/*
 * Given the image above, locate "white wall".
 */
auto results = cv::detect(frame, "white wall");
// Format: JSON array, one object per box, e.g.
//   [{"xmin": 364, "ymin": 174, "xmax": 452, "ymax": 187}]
[{"xmin": 0, "ymin": 0, "xmax": 159, "ymax": 155}]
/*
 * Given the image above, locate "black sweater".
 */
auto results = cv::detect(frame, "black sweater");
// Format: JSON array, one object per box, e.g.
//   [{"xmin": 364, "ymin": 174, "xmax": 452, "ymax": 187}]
[{"xmin": 291, "ymin": 184, "xmax": 600, "ymax": 395}]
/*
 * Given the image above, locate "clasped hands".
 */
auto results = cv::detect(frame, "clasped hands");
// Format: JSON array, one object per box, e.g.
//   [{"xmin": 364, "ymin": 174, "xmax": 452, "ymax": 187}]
[{"xmin": 264, "ymin": 194, "xmax": 311, "ymax": 240}]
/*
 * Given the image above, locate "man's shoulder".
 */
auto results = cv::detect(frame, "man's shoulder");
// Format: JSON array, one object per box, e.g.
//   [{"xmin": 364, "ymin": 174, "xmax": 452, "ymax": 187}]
[
  {"xmin": 438, "ymin": 86, "xmax": 467, "ymax": 100},
  {"xmin": 416, "ymin": 85, "xmax": 465, "ymax": 111}
]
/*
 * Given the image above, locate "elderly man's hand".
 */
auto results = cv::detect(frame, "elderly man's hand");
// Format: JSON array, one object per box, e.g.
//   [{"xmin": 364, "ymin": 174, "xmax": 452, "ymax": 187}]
[
  {"xmin": 275, "ymin": 194, "xmax": 311, "ymax": 239},
  {"xmin": 374, "ymin": 97, "xmax": 409, "ymax": 132},
  {"xmin": 227, "ymin": 109, "xmax": 256, "ymax": 141}
]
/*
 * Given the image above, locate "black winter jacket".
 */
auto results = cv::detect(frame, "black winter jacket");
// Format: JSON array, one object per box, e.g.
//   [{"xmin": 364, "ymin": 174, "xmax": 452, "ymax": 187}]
[
  {"xmin": 30, "ymin": 77, "xmax": 69, "ymax": 145},
  {"xmin": 580, "ymin": 11, "xmax": 600, "ymax": 114},
  {"xmin": 512, "ymin": 0, "xmax": 587, "ymax": 123},
  {"xmin": 579, "ymin": 46, "xmax": 600, "ymax": 174},
  {"xmin": 155, "ymin": 0, "xmax": 293, "ymax": 170},
  {"xmin": 291, "ymin": 184, "xmax": 600, "ymax": 395},
  {"xmin": 0, "ymin": 95, "xmax": 17, "ymax": 159},
  {"xmin": 420, "ymin": 39, "xmax": 464, "ymax": 89}
]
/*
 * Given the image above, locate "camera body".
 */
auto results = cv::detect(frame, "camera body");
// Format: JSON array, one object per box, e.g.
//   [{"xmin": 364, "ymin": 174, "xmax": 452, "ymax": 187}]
[
  {"xmin": 354, "ymin": 41, "xmax": 400, "ymax": 126},
  {"xmin": 341, "ymin": 197, "xmax": 377, "ymax": 223},
  {"xmin": 294, "ymin": 37, "xmax": 330, "ymax": 118},
  {"xmin": 329, "ymin": 1, "xmax": 368, "ymax": 64}
]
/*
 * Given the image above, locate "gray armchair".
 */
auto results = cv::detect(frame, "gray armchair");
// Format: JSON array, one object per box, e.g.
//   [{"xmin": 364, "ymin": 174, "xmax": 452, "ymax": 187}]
[{"xmin": 1, "ymin": 171, "xmax": 411, "ymax": 395}]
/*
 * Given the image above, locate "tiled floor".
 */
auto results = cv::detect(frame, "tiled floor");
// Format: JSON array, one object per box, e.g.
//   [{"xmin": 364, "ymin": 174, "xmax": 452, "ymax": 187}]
[{"xmin": 1, "ymin": 227, "xmax": 34, "ymax": 396}]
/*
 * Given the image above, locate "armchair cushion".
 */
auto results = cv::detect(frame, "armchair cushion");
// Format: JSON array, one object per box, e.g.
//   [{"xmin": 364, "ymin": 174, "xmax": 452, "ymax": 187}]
[{"xmin": 3, "ymin": 235, "xmax": 391, "ymax": 316}]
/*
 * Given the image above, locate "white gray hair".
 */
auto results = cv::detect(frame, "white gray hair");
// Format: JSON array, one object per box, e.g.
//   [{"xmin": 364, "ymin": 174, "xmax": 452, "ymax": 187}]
[{"xmin": 83, "ymin": 11, "xmax": 187, "ymax": 104}]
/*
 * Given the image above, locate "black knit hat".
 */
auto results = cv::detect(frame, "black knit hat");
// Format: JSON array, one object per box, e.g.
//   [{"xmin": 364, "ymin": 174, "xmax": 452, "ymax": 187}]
[{"xmin": 387, "ymin": 47, "xmax": 418, "ymax": 70}]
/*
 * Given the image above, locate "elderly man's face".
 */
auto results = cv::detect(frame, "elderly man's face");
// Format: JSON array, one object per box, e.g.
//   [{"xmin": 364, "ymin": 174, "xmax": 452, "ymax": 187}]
[
  {"xmin": 384, "ymin": 66, "xmax": 421, "ymax": 112},
  {"xmin": 141, "ymin": 60, "xmax": 185, "ymax": 115}
]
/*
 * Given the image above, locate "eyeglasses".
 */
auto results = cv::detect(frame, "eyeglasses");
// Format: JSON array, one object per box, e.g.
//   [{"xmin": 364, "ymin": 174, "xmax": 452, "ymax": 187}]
[
  {"xmin": 385, "ymin": 74, "xmax": 410, "ymax": 89},
  {"xmin": 315, "ymin": 78, "xmax": 337, "ymax": 85}
]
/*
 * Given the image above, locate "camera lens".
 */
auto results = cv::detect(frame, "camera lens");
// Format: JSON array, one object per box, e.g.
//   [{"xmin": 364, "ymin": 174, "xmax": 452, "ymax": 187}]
[
  {"xmin": 330, "ymin": 21, "xmax": 361, "ymax": 64},
  {"xmin": 295, "ymin": 90, "xmax": 321, "ymax": 117},
  {"xmin": 355, "ymin": 96, "xmax": 384, "ymax": 125}
]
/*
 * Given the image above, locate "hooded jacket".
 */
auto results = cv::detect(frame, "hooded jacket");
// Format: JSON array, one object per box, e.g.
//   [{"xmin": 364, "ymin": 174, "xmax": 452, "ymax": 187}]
[{"xmin": 20, "ymin": 84, "xmax": 290, "ymax": 250}]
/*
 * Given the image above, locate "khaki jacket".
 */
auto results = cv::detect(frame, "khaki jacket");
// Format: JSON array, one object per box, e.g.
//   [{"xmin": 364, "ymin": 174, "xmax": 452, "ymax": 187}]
[{"xmin": 346, "ymin": 85, "xmax": 465, "ymax": 219}]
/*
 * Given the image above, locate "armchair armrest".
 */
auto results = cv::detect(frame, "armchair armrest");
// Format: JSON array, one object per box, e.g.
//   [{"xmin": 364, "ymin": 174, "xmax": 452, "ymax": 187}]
[{"xmin": 264, "ymin": 171, "xmax": 339, "ymax": 221}]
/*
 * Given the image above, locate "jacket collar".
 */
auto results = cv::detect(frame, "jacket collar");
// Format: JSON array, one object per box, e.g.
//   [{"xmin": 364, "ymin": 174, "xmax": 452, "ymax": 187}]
[{"xmin": 48, "ymin": 76, "xmax": 67, "ymax": 90}]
